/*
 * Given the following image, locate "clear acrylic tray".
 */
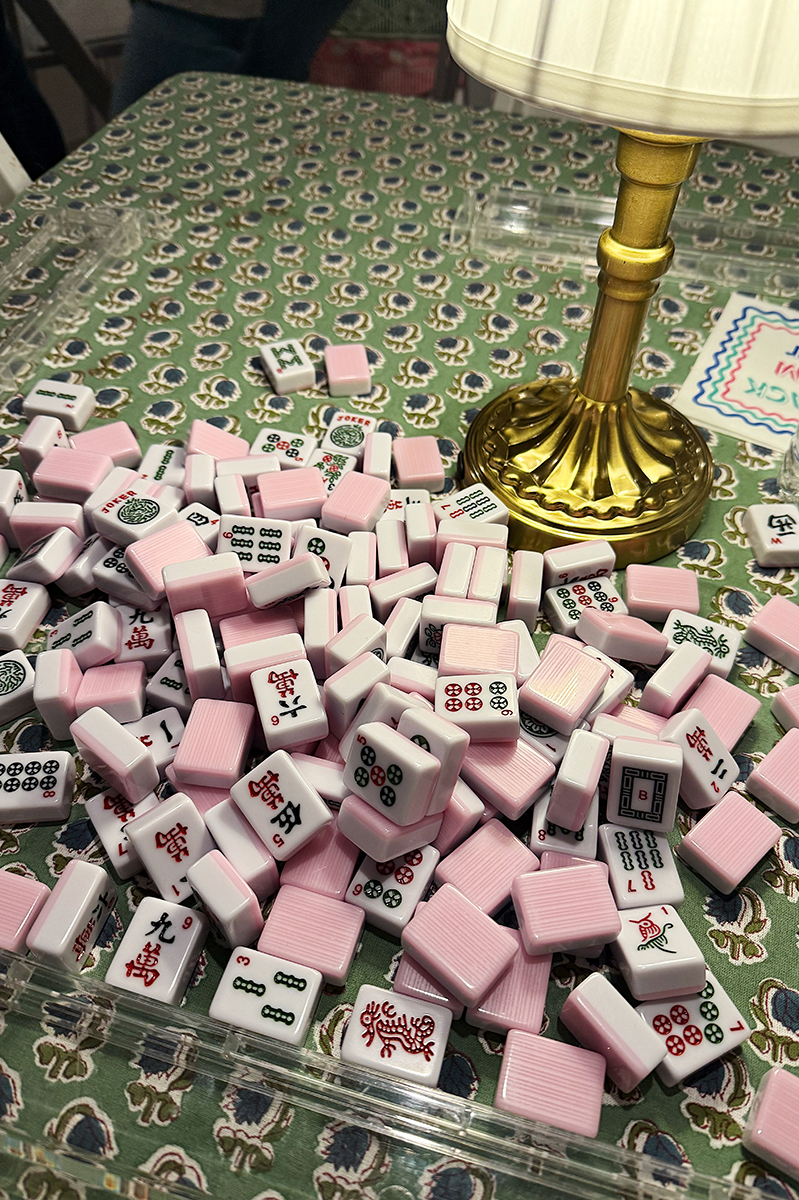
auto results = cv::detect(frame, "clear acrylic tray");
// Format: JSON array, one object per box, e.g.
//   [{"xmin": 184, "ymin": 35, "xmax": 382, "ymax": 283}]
[
  {"xmin": 0, "ymin": 949, "xmax": 774, "ymax": 1200},
  {"xmin": 449, "ymin": 183, "xmax": 799, "ymax": 300}
]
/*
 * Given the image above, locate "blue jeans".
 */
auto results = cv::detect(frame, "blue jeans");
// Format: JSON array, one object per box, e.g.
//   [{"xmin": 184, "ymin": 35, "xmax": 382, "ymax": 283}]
[{"xmin": 112, "ymin": 0, "xmax": 353, "ymax": 115}]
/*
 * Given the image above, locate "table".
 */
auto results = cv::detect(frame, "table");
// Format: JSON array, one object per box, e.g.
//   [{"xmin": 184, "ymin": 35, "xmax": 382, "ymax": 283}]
[{"xmin": 0, "ymin": 72, "xmax": 796, "ymax": 1200}]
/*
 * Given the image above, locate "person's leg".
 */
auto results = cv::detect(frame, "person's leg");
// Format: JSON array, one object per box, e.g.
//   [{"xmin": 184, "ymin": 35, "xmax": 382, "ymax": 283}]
[
  {"xmin": 112, "ymin": 0, "xmax": 257, "ymax": 114},
  {"xmin": 0, "ymin": 16, "xmax": 65, "ymax": 178},
  {"xmin": 240, "ymin": 0, "xmax": 353, "ymax": 81}
]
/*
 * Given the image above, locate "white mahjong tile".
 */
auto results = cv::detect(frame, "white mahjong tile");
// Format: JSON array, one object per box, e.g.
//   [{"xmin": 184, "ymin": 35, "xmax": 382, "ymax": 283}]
[
  {"xmin": 22, "ymin": 378, "xmax": 95, "ymax": 431},
  {"xmin": 260, "ymin": 339, "xmax": 316, "ymax": 393},
  {"xmin": 0, "ymin": 580, "xmax": 49, "ymax": 652},
  {"xmin": 307, "ymin": 448, "xmax": 358, "ymax": 493},
  {"xmin": 543, "ymin": 576, "xmax": 627, "ymax": 636},
  {"xmin": 611, "ymin": 904, "xmax": 705, "ymax": 1001},
  {"xmin": 125, "ymin": 792, "xmax": 215, "ymax": 903},
  {"xmin": 113, "ymin": 602, "xmax": 172, "ymax": 671},
  {"xmin": 345, "ymin": 846, "xmax": 439, "ymax": 934},
  {"xmin": 230, "ymin": 749, "xmax": 332, "ymax": 860},
  {"xmin": 144, "ymin": 651, "xmax": 193, "ymax": 720},
  {"xmin": 598, "ymin": 823, "xmax": 684, "ymax": 909},
  {"xmin": 252, "ymin": 658, "xmax": 329, "ymax": 751},
  {"xmin": 319, "ymin": 412, "xmax": 377, "ymax": 462},
  {"xmin": 742, "ymin": 503, "xmax": 799, "ymax": 568},
  {"xmin": 123, "ymin": 708, "xmax": 184, "ymax": 779},
  {"xmin": 662, "ymin": 609, "xmax": 741, "ymax": 680},
  {"xmin": 530, "ymin": 786, "xmax": 598, "ymax": 859},
  {"xmin": 637, "ymin": 970, "xmax": 751, "ymax": 1086},
  {"xmin": 251, "ymin": 427, "xmax": 318, "ymax": 469},
  {"xmin": 0, "ymin": 649, "xmax": 35, "ymax": 723},
  {"xmin": 342, "ymin": 721, "xmax": 439, "ymax": 826},
  {"xmin": 340, "ymin": 984, "xmax": 452, "ymax": 1086},
  {"xmin": 518, "ymin": 710, "xmax": 574, "ymax": 764},
  {"xmin": 105, "ymin": 896, "xmax": 208, "ymax": 1004},
  {"xmin": 84, "ymin": 789, "xmax": 159, "ymax": 879},
  {"xmin": 434, "ymin": 673, "xmax": 519, "ymax": 742},
  {"xmin": 293, "ymin": 524, "xmax": 351, "ymax": 590},
  {"xmin": 209, "ymin": 948, "xmax": 323, "ymax": 1044},
  {"xmin": 218, "ymin": 514, "xmax": 291, "ymax": 572},
  {"xmin": 0, "ymin": 750, "xmax": 75, "ymax": 822}
]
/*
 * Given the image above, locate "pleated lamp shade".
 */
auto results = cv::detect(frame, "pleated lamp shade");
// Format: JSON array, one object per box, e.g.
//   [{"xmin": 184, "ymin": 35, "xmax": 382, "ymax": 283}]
[{"xmin": 446, "ymin": 0, "xmax": 799, "ymax": 138}]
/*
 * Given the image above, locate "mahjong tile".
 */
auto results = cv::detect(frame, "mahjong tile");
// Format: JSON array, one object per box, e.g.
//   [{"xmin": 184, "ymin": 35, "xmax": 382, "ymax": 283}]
[
  {"xmin": 0, "ymin": 750, "xmax": 75, "ymax": 822},
  {"xmin": 260, "ymin": 339, "xmax": 316, "ymax": 393},
  {"xmin": 84, "ymin": 789, "xmax": 159, "ymax": 879},
  {"xmin": 543, "ymin": 575, "xmax": 627, "ymax": 635},
  {"xmin": 611, "ymin": 904, "xmax": 705, "ymax": 1001},
  {"xmin": 341, "ymin": 984, "xmax": 452, "ymax": 1086},
  {"xmin": 0, "ymin": 579, "xmax": 50, "ymax": 652},
  {"xmin": 434, "ymin": 672, "xmax": 519, "ymax": 742},
  {"xmin": 123, "ymin": 708, "xmax": 184, "ymax": 778},
  {"xmin": 605, "ymin": 737, "xmax": 682, "ymax": 833},
  {"xmin": 345, "ymin": 846, "xmax": 439, "ymax": 934},
  {"xmin": 104, "ymin": 896, "xmax": 208, "ymax": 1004},
  {"xmin": 743, "ymin": 503, "xmax": 799, "ymax": 568},
  {"xmin": 209, "ymin": 947, "xmax": 323, "ymax": 1044},
  {"xmin": 113, "ymin": 602, "xmax": 172, "ymax": 672},
  {"xmin": 26, "ymin": 860, "xmax": 114, "ymax": 972},
  {"xmin": 0, "ymin": 650, "xmax": 35, "ymax": 723},
  {"xmin": 124, "ymin": 792, "xmax": 215, "ymax": 903},
  {"xmin": 218, "ymin": 515, "xmax": 291, "ymax": 572},
  {"xmin": 342, "ymin": 721, "xmax": 440, "ymax": 826},
  {"xmin": 307, "ymin": 448, "xmax": 358, "ymax": 494},
  {"xmin": 230, "ymin": 749, "xmax": 333, "ymax": 860},
  {"xmin": 252, "ymin": 658, "xmax": 329, "ymax": 750},
  {"xmin": 637, "ymin": 970, "xmax": 750, "ymax": 1086},
  {"xmin": 251, "ymin": 427, "xmax": 318, "ymax": 469},
  {"xmin": 529, "ymin": 786, "xmax": 598, "ymax": 859},
  {"xmin": 662, "ymin": 609, "xmax": 741, "ymax": 680},
  {"xmin": 598, "ymin": 823, "xmax": 684, "ymax": 909},
  {"xmin": 660, "ymin": 708, "xmax": 739, "ymax": 809}
]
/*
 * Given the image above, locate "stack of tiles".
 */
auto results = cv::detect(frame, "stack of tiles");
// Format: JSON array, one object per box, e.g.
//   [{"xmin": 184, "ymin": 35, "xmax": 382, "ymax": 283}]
[{"xmin": 5, "ymin": 387, "xmax": 796, "ymax": 1161}]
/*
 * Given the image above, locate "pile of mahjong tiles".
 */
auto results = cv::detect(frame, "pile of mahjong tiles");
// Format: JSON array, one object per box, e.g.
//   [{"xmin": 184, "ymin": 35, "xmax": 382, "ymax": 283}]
[{"xmin": 2, "ymin": 378, "xmax": 799, "ymax": 1178}]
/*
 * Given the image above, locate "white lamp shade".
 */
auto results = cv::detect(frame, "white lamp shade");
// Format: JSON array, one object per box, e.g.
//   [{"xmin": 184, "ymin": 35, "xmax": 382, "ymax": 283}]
[{"xmin": 447, "ymin": 0, "xmax": 799, "ymax": 138}]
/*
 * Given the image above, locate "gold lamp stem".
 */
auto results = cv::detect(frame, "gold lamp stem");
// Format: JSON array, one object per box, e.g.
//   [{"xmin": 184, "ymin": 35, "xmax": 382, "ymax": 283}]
[
  {"xmin": 462, "ymin": 128, "xmax": 714, "ymax": 566},
  {"xmin": 579, "ymin": 131, "xmax": 702, "ymax": 405}
]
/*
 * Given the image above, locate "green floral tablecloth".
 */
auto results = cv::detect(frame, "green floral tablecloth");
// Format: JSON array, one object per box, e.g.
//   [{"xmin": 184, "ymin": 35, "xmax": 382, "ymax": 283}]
[{"xmin": 0, "ymin": 72, "xmax": 798, "ymax": 1200}]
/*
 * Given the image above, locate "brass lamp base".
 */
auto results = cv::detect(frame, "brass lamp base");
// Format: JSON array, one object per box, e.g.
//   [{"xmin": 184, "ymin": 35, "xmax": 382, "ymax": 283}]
[{"xmin": 462, "ymin": 377, "xmax": 713, "ymax": 567}]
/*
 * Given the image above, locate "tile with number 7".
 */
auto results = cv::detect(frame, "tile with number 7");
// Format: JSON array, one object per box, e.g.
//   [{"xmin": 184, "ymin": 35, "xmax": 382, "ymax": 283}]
[{"xmin": 637, "ymin": 969, "xmax": 750, "ymax": 1086}]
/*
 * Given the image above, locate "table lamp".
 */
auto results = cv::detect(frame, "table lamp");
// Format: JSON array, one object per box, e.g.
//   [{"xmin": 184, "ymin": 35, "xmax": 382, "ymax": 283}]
[{"xmin": 447, "ymin": 0, "xmax": 799, "ymax": 563}]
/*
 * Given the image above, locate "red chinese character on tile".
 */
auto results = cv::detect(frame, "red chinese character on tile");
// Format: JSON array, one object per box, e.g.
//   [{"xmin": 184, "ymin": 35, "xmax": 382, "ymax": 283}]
[
  {"xmin": 685, "ymin": 726, "xmax": 713, "ymax": 761},
  {"xmin": 125, "ymin": 625, "xmax": 155, "ymax": 651},
  {"xmin": 125, "ymin": 941, "xmax": 161, "ymax": 986},
  {"xmin": 155, "ymin": 821, "xmax": 189, "ymax": 862},
  {"xmin": 248, "ymin": 769, "xmax": 284, "ymax": 810},
  {"xmin": 267, "ymin": 668, "xmax": 298, "ymax": 698},
  {"xmin": 0, "ymin": 583, "xmax": 26, "ymax": 606}
]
